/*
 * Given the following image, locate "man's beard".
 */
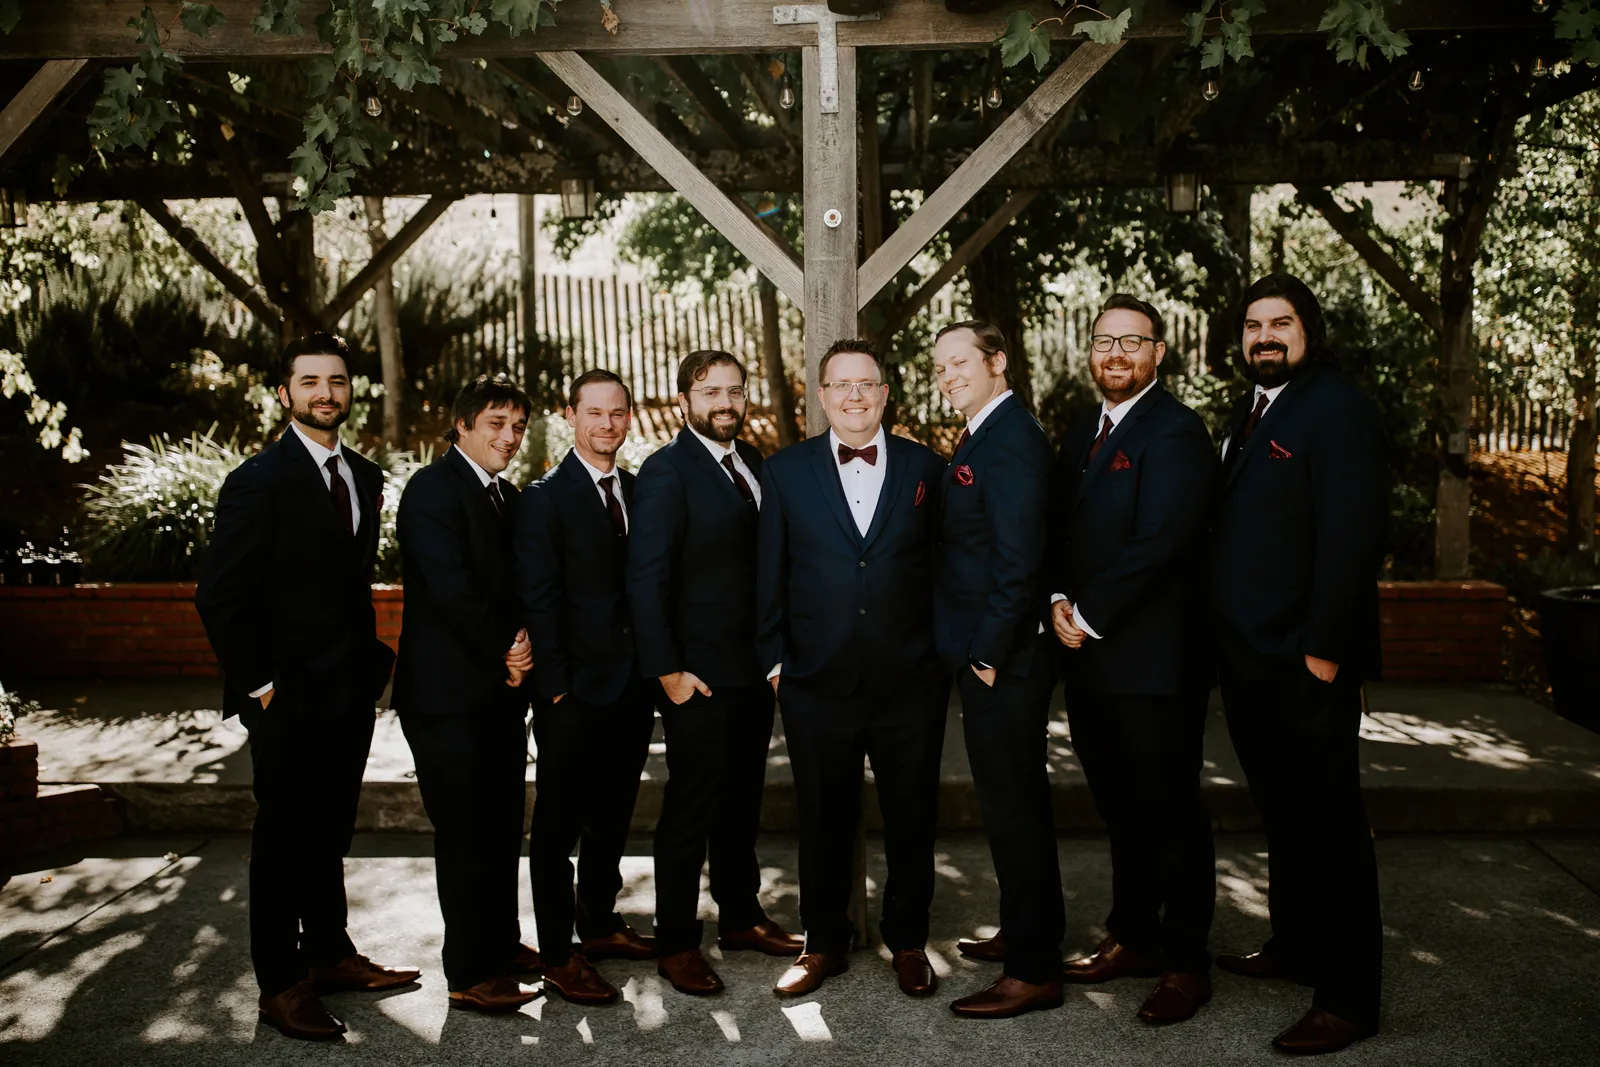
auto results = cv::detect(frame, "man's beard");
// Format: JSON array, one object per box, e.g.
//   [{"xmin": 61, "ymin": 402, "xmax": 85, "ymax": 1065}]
[
  {"xmin": 291, "ymin": 398, "xmax": 350, "ymax": 431},
  {"xmin": 1091, "ymin": 361, "xmax": 1155, "ymax": 403},
  {"xmin": 1243, "ymin": 343, "xmax": 1308, "ymax": 388},
  {"xmin": 688, "ymin": 405, "xmax": 743, "ymax": 443}
]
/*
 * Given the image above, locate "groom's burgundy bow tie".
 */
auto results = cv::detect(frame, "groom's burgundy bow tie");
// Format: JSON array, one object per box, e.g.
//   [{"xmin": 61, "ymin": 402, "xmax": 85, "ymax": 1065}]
[{"xmin": 837, "ymin": 443, "xmax": 879, "ymax": 466}]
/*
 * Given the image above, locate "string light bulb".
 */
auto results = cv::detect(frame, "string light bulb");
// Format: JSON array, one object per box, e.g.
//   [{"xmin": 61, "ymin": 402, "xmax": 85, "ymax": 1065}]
[
  {"xmin": 364, "ymin": 95, "xmax": 383, "ymax": 118},
  {"xmin": 778, "ymin": 72, "xmax": 796, "ymax": 110},
  {"xmin": 1532, "ymin": 56, "xmax": 1551, "ymax": 78},
  {"xmin": 985, "ymin": 83, "xmax": 1003, "ymax": 110},
  {"xmin": 1202, "ymin": 78, "xmax": 1221, "ymax": 102},
  {"xmin": 566, "ymin": 94, "xmax": 584, "ymax": 116},
  {"xmin": 1532, "ymin": 0, "xmax": 1550, "ymax": 12},
  {"xmin": 1408, "ymin": 69, "xmax": 1425, "ymax": 92}
]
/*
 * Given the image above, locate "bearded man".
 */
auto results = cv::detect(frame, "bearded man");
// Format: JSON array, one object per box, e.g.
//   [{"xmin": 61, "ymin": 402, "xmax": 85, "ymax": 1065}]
[{"xmin": 1212, "ymin": 274, "xmax": 1387, "ymax": 1056}]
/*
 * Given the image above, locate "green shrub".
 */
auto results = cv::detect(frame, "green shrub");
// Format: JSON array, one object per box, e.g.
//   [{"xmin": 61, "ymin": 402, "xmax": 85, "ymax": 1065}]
[{"xmin": 0, "ymin": 681, "xmax": 38, "ymax": 745}]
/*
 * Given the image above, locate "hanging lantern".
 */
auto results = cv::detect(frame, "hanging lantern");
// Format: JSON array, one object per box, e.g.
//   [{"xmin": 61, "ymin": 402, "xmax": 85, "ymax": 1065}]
[
  {"xmin": 560, "ymin": 177, "xmax": 597, "ymax": 219},
  {"xmin": 364, "ymin": 95, "xmax": 383, "ymax": 118},
  {"xmin": 566, "ymin": 94, "xmax": 584, "ymax": 116},
  {"xmin": 1164, "ymin": 174, "xmax": 1201, "ymax": 214}
]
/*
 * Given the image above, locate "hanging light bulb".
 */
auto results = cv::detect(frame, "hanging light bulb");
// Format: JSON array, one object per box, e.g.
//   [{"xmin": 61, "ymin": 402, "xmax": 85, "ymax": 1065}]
[
  {"xmin": 1202, "ymin": 78, "xmax": 1221, "ymax": 102},
  {"xmin": 778, "ymin": 72, "xmax": 796, "ymax": 111},
  {"xmin": 364, "ymin": 95, "xmax": 383, "ymax": 118},
  {"xmin": 1532, "ymin": 55, "xmax": 1551, "ymax": 78},
  {"xmin": 1532, "ymin": 0, "xmax": 1550, "ymax": 12},
  {"xmin": 985, "ymin": 83, "xmax": 1003, "ymax": 110},
  {"xmin": 566, "ymin": 94, "xmax": 583, "ymax": 116},
  {"xmin": 1407, "ymin": 69, "xmax": 1425, "ymax": 92}
]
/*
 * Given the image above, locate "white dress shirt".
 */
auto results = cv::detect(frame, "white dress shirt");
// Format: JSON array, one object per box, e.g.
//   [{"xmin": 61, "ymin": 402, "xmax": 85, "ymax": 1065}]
[
  {"xmin": 250, "ymin": 424, "xmax": 363, "ymax": 701},
  {"xmin": 452, "ymin": 444, "xmax": 508, "ymax": 497},
  {"xmin": 573, "ymin": 449, "xmax": 629, "ymax": 533},
  {"xmin": 830, "ymin": 426, "xmax": 888, "ymax": 537},
  {"xmin": 691, "ymin": 428, "xmax": 762, "ymax": 509},
  {"xmin": 964, "ymin": 388, "xmax": 1013, "ymax": 436},
  {"xmin": 1221, "ymin": 381, "xmax": 1288, "ymax": 459},
  {"xmin": 1052, "ymin": 378, "xmax": 1161, "ymax": 642}
]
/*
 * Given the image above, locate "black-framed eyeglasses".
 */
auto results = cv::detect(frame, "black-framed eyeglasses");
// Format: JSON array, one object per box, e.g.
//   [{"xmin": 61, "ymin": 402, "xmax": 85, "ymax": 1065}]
[{"xmin": 1091, "ymin": 333, "xmax": 1158, "ymax": 354}]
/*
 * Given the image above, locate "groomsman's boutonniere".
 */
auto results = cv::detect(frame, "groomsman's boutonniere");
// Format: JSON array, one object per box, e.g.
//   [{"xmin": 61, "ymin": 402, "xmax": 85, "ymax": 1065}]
[
  {"xmin": 953, "ymin": 464, "xmax": 975, "ymax": 487},
  {"xmin": 1109, "ymin": 449, "xmax": 1132, "ymax": 472},
  {"xmin": 914, "ymin": 481, "xmax": 927, "ymax": 506},
  {"xmin": 1269, "ymin": 440, "xmax": 1293, "ymax": 460}
]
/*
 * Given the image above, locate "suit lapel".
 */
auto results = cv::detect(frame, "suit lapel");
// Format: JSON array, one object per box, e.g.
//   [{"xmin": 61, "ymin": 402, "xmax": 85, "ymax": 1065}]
[
  {"xmin": 1223, "ymin": 369, "xmax": 1318, "ymax": 489},
  {"xmin": 1072, "ymin": 384, "xmax": 1164, "ymax": 512},
  {"xmin": 951, "ymin": 393, "xmax": 1018, "ymax": 468},
  {"xmin": 680, "ymin": 427, "xmax": 746, "ymax": 509},
  {"xmin": 278, "ymin": 426, "xmax": 343, "ymax": 535},
  {"xmin": 861, "ymin": 434, "xmax": 909, "ymax": 551},
  {"xmin": 807, "ymin": 435, "xmax": 865, "ymax": 547}
]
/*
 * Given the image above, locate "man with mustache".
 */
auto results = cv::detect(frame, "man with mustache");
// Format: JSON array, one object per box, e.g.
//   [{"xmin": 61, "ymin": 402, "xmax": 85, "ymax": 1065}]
[
  {"xmin": 516, "ymin": 369, "xmax": 658, "ymax": 1004},
  {"xmin": 626, "ymin": 351, "xmax": 805, "ymax": 996},
  {"xmin": 198, "ymin": 334, "xmax": 419, "ymax": 1040},
  {"xmin": 929, "ymin": 321, "xmax": 1065, "ymax": 1020},
  {"xmin": 1212, "ymin": 274, "xmax": 1386, "ymax": 1055},
  {"xmin": 1046, "ymin": 295, "xmax": 1218, "ymax": 1025},
  {"xmin": 394, "ymin": 374, "xmax": 541, "ymax": 1014},
  {"xmin": 756, "ymin": 340, "xmax": 949, "ymax": 998}
]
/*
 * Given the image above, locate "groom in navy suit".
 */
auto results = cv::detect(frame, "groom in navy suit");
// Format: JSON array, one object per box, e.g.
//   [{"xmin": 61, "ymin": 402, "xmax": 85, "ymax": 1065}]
[{"xmin": 756, "ymin": 339, "xmax": 949, "ymax": 999}]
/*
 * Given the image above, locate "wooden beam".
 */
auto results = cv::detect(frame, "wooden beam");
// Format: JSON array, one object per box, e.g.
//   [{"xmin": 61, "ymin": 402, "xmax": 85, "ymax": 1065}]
[
  {"xmin": 0, "ymin": 59, "xmax": 90, "ymax": 172},
  {"xmin": 858, "ymin": 41, "xmax": 1120, "ymax": 310},
  {"xmin": 489, "ymin": 58, "xmax": 630, "ymax": 154},
  {"xmin": 874, "ymin": 189, "xmax": 1038, "ymax": 347},
  {"xmin": 655, "ymin": 56, "xmax": 747, "ymax": 150},
  {"xmin": 538, "ymin": 50, "xmax": 804, "ymax": 305},
  {"xmin": 136, "ymin": 196, "xmax": 284, "ymax": 332},
  {"xmin": 322, "ymin": 195, "xmax": 460, "ymax": 324},
  {"xmin": 0, "ymin": 1, "xmax": 1548, "ymax": 60},
  {"xmin": 803, "ymin": 44, "xmax": 858, "ymax": 439},
  {"xmin": 1296, "ymin": 185, "xmax": 1442, "ymax": 333}
]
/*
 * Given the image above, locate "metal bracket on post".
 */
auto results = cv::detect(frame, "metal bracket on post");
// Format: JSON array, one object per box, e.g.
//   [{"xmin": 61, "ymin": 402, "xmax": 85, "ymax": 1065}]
[{"xmin": 773, "ymin": 5, "xmax": 878, "ymax": 113}]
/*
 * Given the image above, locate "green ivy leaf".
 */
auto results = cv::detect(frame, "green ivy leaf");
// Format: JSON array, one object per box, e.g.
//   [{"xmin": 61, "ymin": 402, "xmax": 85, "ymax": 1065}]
[
  {"xmin": 1181, "ymin": 12, "xmax": 1205, "ymax": 47},
  {"xmin": 0, "ymin": 0, "xmax": 22, "ymax": 33},
  {"xmin": 491, "ymin": 0, "xmax": 546, "ymax": 36},
  {"xmin": 997, "ymin": 10, "xmax": 1037, "ymax": 68},
  {"xmin": 178, "ymin": 3, "xmax": 225, "ymax": 37},
  {"xmin": 1075, "ymin": 8, "xmax": 1133, "ymax": 46},
  {"xmin": 252, "ymin": 0, "xmax": 304, "ymax": 36}
]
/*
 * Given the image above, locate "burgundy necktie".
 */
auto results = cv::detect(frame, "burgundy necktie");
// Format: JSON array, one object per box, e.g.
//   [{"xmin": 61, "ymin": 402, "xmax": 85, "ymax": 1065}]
[
  {"xmin": 486, "ymin": 479, "xmax": 505, "ymax": 518},
  {"xmin": 325, "ymin": 455, "xmax": 353, "ymax": 537},
  {"xmin": 837, "ymin": 443, "xmax": 879, "ymax": 466},
  {"xmin": 1234, "ymin": 391, "xmax": 1272, "ymax": 457},
  {"xmin": 1084, "ymin": 414, "xmax": 1113, "ymax": 467},
  {"xmin": 600, "ymin": 475, "xmax": 627, "ymax": 537},
  {"xmin": 955, "ymin": 427, "xmax": 971, "ymax": 453},
  {"xmin": 722, "ymin": 454, "xmax": 756, "ymax": 506}
]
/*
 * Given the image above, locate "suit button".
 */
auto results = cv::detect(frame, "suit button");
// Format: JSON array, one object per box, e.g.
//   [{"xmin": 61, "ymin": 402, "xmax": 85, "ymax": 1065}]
[
  {"xmin": 622, "ymin": 627, "xmax": 631, "ymax": 634},
  {"xmin": 858, "ymin": 608, "xmax": 867, "ymax": 616},
  {"xmin": 858, "ymin": 561, "xmax": 866, "ymax": 568}
]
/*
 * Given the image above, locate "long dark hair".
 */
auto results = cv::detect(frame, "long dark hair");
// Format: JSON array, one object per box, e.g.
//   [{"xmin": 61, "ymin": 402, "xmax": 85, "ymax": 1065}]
[{"xmin": 1235, "ymin": 273, "xmax": 1338, "ymax": 367}]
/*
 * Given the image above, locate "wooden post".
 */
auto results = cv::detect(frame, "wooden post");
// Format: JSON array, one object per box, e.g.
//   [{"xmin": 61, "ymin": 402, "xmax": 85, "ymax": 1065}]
[
  {"xmin": 363, "ymin": 196, "xmax": 404, "ymax": 446},
  {"xmin": 1435, "ymin": 178, "xmax": 1475, "ymax": 579},
  {"xmin": 277, "ymin": 200, "xmax": 318, "ymax": 345},
  {"xmin": 1569, "ymin": 339, "xmax": 1597, "ymax": 559},
  {"xmin": 518, "ymin": 193, "xmax": 542, "ymax": 404},
  {"xmin": 759, "ymin": 275, "xmax": 801, "ymax": 448},
  {"xmin": 802, "ymin": 43, "xmax": 858, "ymax": 438},
  {"xmin": 1205, "ymin": 184, "xmax": 1253, "ymax": 377}
]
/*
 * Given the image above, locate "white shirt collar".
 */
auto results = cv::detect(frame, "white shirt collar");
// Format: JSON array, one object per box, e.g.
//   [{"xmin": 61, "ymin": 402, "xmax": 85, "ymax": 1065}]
[
  {"xmin": 1101, "ymin": 378, "xmax": 1159, "ymax": 428},
  {"xmin": 965, "ymin": 389, "xmax": 1013, "ymax": 435},
  {"xmin": 451, "ymin": 444, "xmax": 499, "ymax": 489},
  {"xmin": 572, "ymin": 449, "xmax": 621, "ymax": 487},
  {"xmin": 828, "ymin": 425, "xmax": 888, "ymax": 464},
  {"xmin": 690, "ymin": 427, "xmax": 738, "ymax": 460},
  {"xmin": 291, "ymin": 421, "xmax": 344, "ymax": 467},
  {"xmin": 1254, "ymin": 382, "xmax": 1289, "ymax": 405}
]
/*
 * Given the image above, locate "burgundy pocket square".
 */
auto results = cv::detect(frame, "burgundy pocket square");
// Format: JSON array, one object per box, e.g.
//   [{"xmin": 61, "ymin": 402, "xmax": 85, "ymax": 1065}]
[
  {"xmin": 914, "ymin": 480, "xmax": 927, "ymax": 506},
  {"xmin": 1109, "ymin": 449, "xmax": 1132, "ymax": 472},
  {"xmin": 953, "ymin": 464, "xmax": 974, "ymax": 486},
  {"xmin": 1269, "ymin": 440, "xmax": 1293, "ymax": 460}
]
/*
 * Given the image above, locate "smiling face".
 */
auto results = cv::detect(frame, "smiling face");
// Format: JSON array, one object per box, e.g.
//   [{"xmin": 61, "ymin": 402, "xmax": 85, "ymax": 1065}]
[
  {"xmin": 817, "ymin": 350, "xmax": 888, "ymax": 443},
  {"xmin": 1089, "ymin": 307, "xmax": 1165, "ymax": 405},
  {"xmin": 567, "ymin": 380, "xmax": 633, "ymax": 468},
  {"xmin": 278, "ymin": 353, "xmax": 351, "ymax": 435},
  {"xmin": 455, "ymin": 402, "xmax": 528, "ymax": 477},
  {"xmin": 933, "ymin": 327, "xmax": 1008, "ymax": 420},
  {"xmin": 680, "ymin": 360, "xmax": 747, "ymax": 443},
  {"xmin": 1241, "ymin": 296, "xmax": 1309, "ymax": 388}
]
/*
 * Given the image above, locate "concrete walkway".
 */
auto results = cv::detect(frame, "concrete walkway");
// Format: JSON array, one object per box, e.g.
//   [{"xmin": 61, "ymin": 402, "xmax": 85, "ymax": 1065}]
[
  {"xmin": 2, "ymin": 833, "xmax": 1598, "ymax": 1065},
  {"xmin": 10, "ymin": 680, "xmax": 1600, "ymax": 833}
]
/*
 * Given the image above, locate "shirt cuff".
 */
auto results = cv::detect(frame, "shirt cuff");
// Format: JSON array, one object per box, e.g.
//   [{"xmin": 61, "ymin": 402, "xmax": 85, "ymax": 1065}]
[
  {"xmin": 1072, "ymin": 606, "xmax": 1103, "ymax": 640},
  {"xmin": 1050, "ymin": 593, "xmax": 1068, "ymax": 604},
  {"xmin": 248, "ymin": 681, "xmax": 274, "ymax": 699},
  {"xmin": 766, "ymin": 663, "xmax": 782, "ymax": 680}
]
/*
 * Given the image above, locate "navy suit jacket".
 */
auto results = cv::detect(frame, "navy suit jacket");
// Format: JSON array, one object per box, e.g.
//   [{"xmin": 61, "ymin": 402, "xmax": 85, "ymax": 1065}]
[
  {"xmin": 1048, "ymin": 383, "xmax": 1217, "ymax": 696},
  {"xmin": 626, "ymin": 428, "xmax": 766, "ymax": 687},
  {"xmin": 934, "ymin": 393, "xmax": 1054, "ymax": 678},
  {"xmin": 1211, "ymin": 365, "xmax": 1387, "ymax": 681},
  {"xmin": 756, "ymin": 431, "xmax": 947, "ymax": 697},
  {"xmin": 514, "ymin": 450, "xmax": 638, "ymax": 704},
  {"xmin": 392, "ymin": 447, "xmax": 524, "ymax": 716},
  {"xmin": 197, "ymin": 428, "xmax": 393, "ymax": 719}
]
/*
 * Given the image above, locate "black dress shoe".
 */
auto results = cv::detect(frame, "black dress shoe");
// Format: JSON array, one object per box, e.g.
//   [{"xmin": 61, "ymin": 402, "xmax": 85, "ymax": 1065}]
[
  {"xmin": 1272, "ymin": 1008, "xmax": 1378, "ymax": 1055},
  {"xmin": 258, "ymin": 980, "xmax": 346, "ymax": 1041}
]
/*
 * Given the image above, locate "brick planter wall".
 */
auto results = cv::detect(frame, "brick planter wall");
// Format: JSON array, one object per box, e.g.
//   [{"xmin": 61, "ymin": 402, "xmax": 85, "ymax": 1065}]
[
  {"xmin": 0, "ymin": 581, "xmax": 1506, "ymax": 684},
  {"xmin": 0, "ymin": 739, "xmax": 124, "ymax": 860},
  {"xmin": 1378, "ymin": 580, "xmax": 1509, "ymax": 682}
]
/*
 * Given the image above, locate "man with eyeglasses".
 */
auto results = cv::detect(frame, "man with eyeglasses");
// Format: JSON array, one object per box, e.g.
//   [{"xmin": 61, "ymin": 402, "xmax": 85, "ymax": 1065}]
[
  {"xmin": 1048, "ymin": 294, "xmax": 1219, "ymax": 1026},
  {"xmin": 626, "ymin": 350, "xmax": 805, "ymax": 997},
  {"xmin": 756, "ymin": 339, "xmax": 949, "ymax": 999}
]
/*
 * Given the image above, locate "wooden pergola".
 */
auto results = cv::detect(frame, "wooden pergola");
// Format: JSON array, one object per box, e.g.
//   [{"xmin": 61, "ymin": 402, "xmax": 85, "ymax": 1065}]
[{"xmin": 0, "ymin": 0, "xmax": 1588, "ymax": 581}]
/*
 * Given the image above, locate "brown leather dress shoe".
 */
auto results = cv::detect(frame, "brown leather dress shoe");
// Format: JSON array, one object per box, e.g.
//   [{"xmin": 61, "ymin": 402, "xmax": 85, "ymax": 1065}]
[
  {"xmin": 580, "ymin": 925, "xmax": 658, "ymax": 961},
  {"xmin": 892, "ymin": 949, "xmax": 937, "ymax": 997},
  {"xmin": 658, "ymin": 948, "xmax": 725, "ymax": 996},
  {"xmin": 511, "ymin": 944, "xmax": 543, "ymax": 975},
  {"xmin": 542, "ymin": 954, "xmax": 621, "ymax": 1005},
  {"xmin": 448, "ymin": 974, "xmax": 542, "ymax": 1014},
  {"xmin": 309, "ymin": 953, "xmax": 422, "ymax": 994},
  {"xmin": 1061, "ymin": 935, "xmax": 1162, "ymax": 984},
  {"xmin": 773, "ymin": 952, "xmax": 849, "ymax": 997},
  {"xmin": 949, "ymin": 975, "xmax": 1064, "ymax": 1019},
  {"xmin": 1137, "ymin": 972, "xmax": 1212, "ymax": 1025},
  {"xmin": 955, "ymin": 931, "xmax": 1006, "ymax": 963},
  {"xmin": 1272, "ymin": 1008, "xmax": 1378, "ymax": 1055},
  {"xmin": 1217, "ymin": 945, "xmax": 1302, "ymax": 982},
  {"xmin": 258, "ymin": 980, "xmax": 346, "ymax": 1041},
  {"xmin": 718, "ymin": 920, "xmax": 805, "ymax": 957}
]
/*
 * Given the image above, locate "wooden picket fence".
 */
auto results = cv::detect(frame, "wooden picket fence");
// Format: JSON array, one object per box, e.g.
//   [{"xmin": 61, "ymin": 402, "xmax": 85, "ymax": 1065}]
[{"xmin": 1474, "ymin": 390, "xmax": 1597, "ymax": 453}]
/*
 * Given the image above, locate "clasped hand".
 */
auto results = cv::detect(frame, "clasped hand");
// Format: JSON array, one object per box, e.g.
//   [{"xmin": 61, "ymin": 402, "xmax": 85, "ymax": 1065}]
[
  {"xmin": 1052, "ymin": 600, "xmax": 1087, "ymax": 649},
  {"xmin": 505, "ymin": 628, "xmax": 532, "ymax": 687}
]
